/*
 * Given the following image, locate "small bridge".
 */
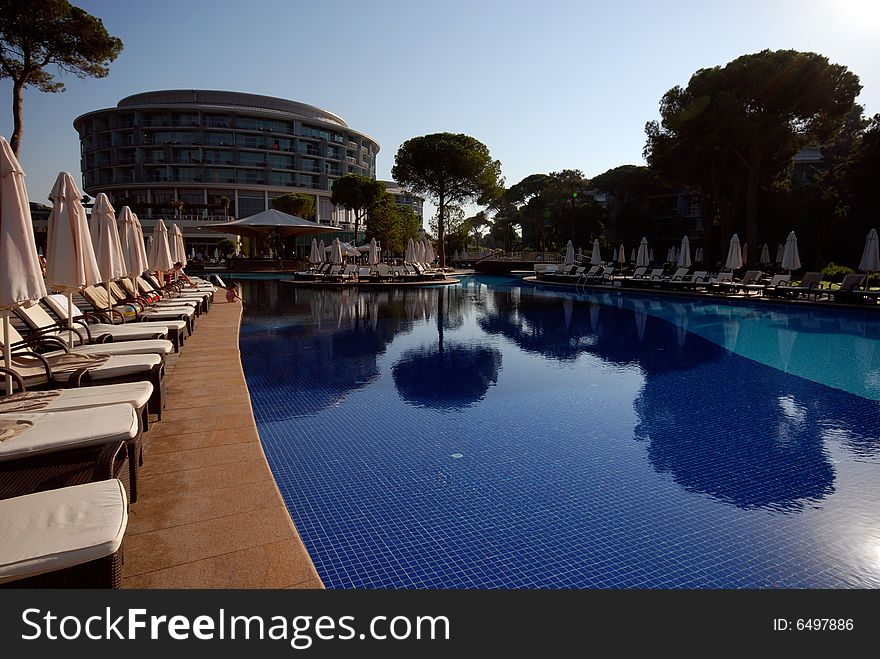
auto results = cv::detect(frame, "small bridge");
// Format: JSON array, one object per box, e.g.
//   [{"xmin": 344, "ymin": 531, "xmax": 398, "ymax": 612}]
[{"xmin": 471, "ymin": 250, "xmax": 565, "ymax": 274}]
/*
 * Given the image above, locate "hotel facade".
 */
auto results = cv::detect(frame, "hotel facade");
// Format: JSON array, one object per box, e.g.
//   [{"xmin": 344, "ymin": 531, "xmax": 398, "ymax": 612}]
[{"xmin": 73, "ymin": 90, "xmax": 396, "ymax": 255}]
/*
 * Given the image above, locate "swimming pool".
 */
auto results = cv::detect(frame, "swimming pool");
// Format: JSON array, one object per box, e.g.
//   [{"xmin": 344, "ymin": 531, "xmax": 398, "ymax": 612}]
[{"xmin": 239, "ymin": 276, "xmax": 880, "ymax": 588}]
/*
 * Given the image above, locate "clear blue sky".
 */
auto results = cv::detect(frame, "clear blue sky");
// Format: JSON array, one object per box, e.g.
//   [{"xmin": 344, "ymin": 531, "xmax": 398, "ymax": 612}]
[{"xmin": 2, "ymin": 0, "xmax": 878, "ymax": 219}]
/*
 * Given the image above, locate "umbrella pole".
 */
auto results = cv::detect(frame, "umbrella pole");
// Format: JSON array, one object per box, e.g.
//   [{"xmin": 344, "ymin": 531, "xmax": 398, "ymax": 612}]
[
  {"xmin": 68, "ymin": 293, "xmax": 75, "ymax": 348},
  {"xmin": 106, "ymin": 282, "xmax": 113, "ymax": 318},
  {"xmin": 2, "ymin": 310, "xmax": 12, "ymax": 394}
]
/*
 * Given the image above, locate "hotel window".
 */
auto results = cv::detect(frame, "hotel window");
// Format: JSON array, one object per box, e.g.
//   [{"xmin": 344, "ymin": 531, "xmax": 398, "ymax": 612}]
[
  {"xmin": 203, "ymin": 115, "xmax": 230, "ymax": 128},
  {"xmin": 271, "ymin": 138, "xmax": 294, "ymax": 151},
  {"xmin": 268, "ymin": 154, "xmax": 293, "ymax": 169},
  {"xmin": 203, "ymin": 132, "xmax": 234, "ymax": 146},
  {"xmin": 267, "ymin": 171, "xmax": 295, "ymax": 186},
  {"xmin": 237, "ymin": 170, "xmax": 265, "ymax": 184},
  {"xmin": 203, "ymin": 149, "xmax": 233, "ymax": 165},
  {"xmin": 301, "ymin": 158, "xmax": 320, "ymax": 173},
  {"xmin": 238, "ymin": 152, "xmax": 266, "ymax": 166},
  {"xmin": 237, "ymin": 134, "xmax": 266, "ymax": 149},
  {"xmin": 237, "ymin": 192, "xmax": 265, "ymax": 218},
  {"xmin": 206, "ymin": 168, "xmax": 235, "ymax": 183}
]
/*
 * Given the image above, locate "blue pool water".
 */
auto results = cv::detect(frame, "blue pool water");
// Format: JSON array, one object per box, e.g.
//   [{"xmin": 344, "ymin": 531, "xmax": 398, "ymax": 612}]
[{"xmin": 239, "ymin": 276, "xmax": 880, "ymax": 588}]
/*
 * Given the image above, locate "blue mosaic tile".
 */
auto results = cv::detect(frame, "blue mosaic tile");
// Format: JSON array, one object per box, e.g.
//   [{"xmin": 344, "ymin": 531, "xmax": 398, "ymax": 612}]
[{"xmin": 239, "ymin": 277, "xmax": 880, "ymax": 589}]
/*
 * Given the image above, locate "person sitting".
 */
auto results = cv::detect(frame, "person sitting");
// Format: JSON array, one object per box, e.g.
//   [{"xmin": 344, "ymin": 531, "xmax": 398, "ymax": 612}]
[
  {"xmin": 225, "ymin": 283, "xmax": 242, "ymax": 303},
  {"xmin": 172, "ymin": 261, "xmax": 197, "ymax": 288}
]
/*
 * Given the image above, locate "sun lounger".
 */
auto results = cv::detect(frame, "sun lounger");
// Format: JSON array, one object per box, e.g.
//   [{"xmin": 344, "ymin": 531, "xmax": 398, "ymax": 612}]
[
  {"xmin": 138, "ymin": 274, "xmax": 213, "ymax": 312},
  {"xmin": 742, "ymin": 273, "xmax": 789, "ymax": 296},
  {"xmin": 828, "ymin": 273, "xmax": 868, "ymax": 303},
  {"xmin": 0, "ymin": 404, "xmax": 139, "ymax": 501},
  {"xmin": 0, "ymin": 377, "xmax": 153, "ymax": 432},
  {"xmin": 0, "ymin": 479, "xmax": 128, "ymax": 588},
  {"xmin": 122, "ymin": 280, "xmax": 201, "ymax": 317},
  {"xmin": 763, "ymin": 271, "xmax": 823, "ymax": 300},
  {"xmin": 44, "ymin": 294, "xmax": 185, "ymax": 352},
  {"xmin": 2, "ymin": 346, "xmax": 165, "ymax": 419},
  {"xmin": 5, "ymin": 324, "xmax": 171, "ymax": 366},
  {"xmin": 82, "ymin": 285, "xmax": 195, "ymax": 335},
  {"xmin": 716, "ymin": 270, "xmax": 762, "ymax": 294}
]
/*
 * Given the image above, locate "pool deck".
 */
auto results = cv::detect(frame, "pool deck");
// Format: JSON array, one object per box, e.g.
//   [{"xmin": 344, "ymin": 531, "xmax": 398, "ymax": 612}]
[
  {"xmin": 121, "ymin": 298, "xmax": 323, "ymax": 589},
  {"xmin": 522, "ymin": 275, "xmax": 880, "ymax": 311}
]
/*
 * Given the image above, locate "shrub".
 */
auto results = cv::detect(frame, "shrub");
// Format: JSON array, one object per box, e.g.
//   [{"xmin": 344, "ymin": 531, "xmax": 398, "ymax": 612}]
[{"xmin": 821, "ymin": 262, "xmax": 855, "ymax": 283}]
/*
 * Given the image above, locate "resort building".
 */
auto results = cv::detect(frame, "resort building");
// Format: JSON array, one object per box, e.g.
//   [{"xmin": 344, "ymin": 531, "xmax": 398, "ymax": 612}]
[
  {"xmin": 381, "ymin": 180, "xmax": 425, "ymax": 223},
  {"xmin": 73, "ymin": 90, "xmax": 381, "ymax": 255}
]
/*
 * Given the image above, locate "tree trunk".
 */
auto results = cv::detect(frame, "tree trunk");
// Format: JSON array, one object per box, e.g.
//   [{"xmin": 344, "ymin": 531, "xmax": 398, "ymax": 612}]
[
  {"xmin": 745, "ymin": 167, "xmax": 759, "ymax": 269},
  {"xmin": 11, "ymin": 80, "xmax": 25, "ymax": 157},
  {"xmin": 438, "ymin": 191, "xmax": 446, "ymax": 268},
  {"xmin": 354, "ymin": 208, "xmax": 361, "ymax": 246}
]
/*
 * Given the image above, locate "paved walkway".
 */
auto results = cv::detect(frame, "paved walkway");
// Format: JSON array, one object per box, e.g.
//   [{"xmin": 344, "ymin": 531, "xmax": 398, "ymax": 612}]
[{"xmin": 121, "ymin": 299, "xmax": 323, "ymax": 589}]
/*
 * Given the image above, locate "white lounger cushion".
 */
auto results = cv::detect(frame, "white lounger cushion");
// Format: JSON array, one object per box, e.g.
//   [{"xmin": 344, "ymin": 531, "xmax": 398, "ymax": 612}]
[
  {"xmin": 141, "ymin": 307, "xmax": 194, "ymax": 319},
  {"xmin": 0, "ymin": 479, "xmax": 127, "ymax": 584},
  {"xmin": 0, "ymin": 403, "xmax": 138, "ymax": 461},
  {"xmin": 50, "ymin": 353, "xmax": 162, "ymax": 383},
  {"xmin": 68, "ymin": 339, "xmax": 172, "ymax": 357},
  {"xmin": 0, "ymin": 382, "xmax": 153, "ymax": 414},
  {"xmin": 45, "ymin": 295, "xmax": 182, "ymax": 335}
]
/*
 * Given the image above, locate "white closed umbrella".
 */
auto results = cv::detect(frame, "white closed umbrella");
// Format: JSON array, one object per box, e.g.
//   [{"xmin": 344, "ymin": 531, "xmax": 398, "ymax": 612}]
[
  {"xmin": 617, "ymin": 244, "xmax": 626, "ymax": 265},
  {"xmin": 781, "ymin": 231, "xmax": 800, "ymax": 274},
  {"xmin": 309, "ymin": 238, "xmax": 321, "ymax": 265},
  {"xmin": 590, "ymin": 238, "xmax": 602, "ymax": 265},
  {"xmin": 45, "ymin": 172, "xmax": 102, "ymax": 347},
  {"xmin": 0, "ymin": 136, "xmax": 47, "ymax": 392},
  {"xmin": 725, "ymin": 234, "xmax": 743, "ymax": 271},
  {"xmin": 649, "ymin": 248, "xmax": 654, "ymax": 264},
  {"xmin": 759, "ymin": 243, "xmax": 771, "ymax": 266},
  {"xmin": 564, "ymin": 240, "xmax": 575, "ymax": 265},
  {"xmin": 405, "ymin": 238, "xmax": 415, "ymax": 263},
  {"xmin": 425, "ymin": 241, "xmax": 435, "ymax": 264},
  {"xmin": 636, "ymin": 237, "xmax": 650, "ymax": 268},
  {"xmin": 330, "ymin": 238, "xmax": 343, "ymax": 264},
  {"xmin": 859, "ymin": 229, "xmax": 879, "ymax": 290},
  {"xmin": 213, "ymin": 246, "xmax": 219, "ymax": 261},
  {"xmin": 775, "ymin": 243, "xmax": 784, "ymax": 265},
  {"xmin": 148, "ymin": 218, "xmax": 175, "ymax": 277},
  {"xmin": 630, "ymin": 248, "xmax": 636, "ymax": 262},
  {"xmin": 694, "ymin": 247, "xmax": 703, "ymax": 264},
  {"xmin": 169, "ymin": 223, "xmax": 187, "ymax": 269},
  {"xmin": 677, "ymin": 235, "xmax": 691, "ymax": 269},
  {"xmin": 90, "ymin": 193, "xmax": 126, "ymax": 317},
  {"xmin": 118, "ymin": 206, "xmax": 147, "ymax": 297},
  {"xmin": 318, "ymin": 239, "xmax": 326, "ymax": 263},
  {"xmin": 369, "ymin": 237, "xmax": 379, "ymax": 266}
]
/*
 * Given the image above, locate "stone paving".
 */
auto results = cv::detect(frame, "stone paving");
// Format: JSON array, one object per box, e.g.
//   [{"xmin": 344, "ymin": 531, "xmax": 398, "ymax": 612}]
[{"xmin": 121, "ymin": 298, "xmax": 323, "ymax": 589}]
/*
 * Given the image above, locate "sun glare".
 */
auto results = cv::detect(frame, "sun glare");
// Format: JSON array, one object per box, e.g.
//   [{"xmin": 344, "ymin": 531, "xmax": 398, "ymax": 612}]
[{"xmin": 833, "ymin": 0, "xmax": 880, "ymax": 29}]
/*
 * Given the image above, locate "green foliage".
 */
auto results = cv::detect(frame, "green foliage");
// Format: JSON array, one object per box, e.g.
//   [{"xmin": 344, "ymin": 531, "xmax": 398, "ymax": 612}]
[
  {"xmin": 331, "ymin": 174, "xmax": 387, "ymax": 243},
  {"xmin": 271, "ymin": 193, "xmax": 315, "ymax": 219},
  {"xmin": 645, "ymin": 49, "xmax": 861, "ymax": 267},
  {"xmin": 493, "ymin": 170, "xmax": 604, "ymax": 252},
  {"xmin": 364, "ymin": 195, "xmax": 420, "ymax": 255},
  {"xmin": 591, "ymin": 165, "xmax": 667, "ymax": 244},
  {"xmin": 820, "ymin": 262, "xmax": 855, "ymax": 283},
  {"xmin": 217, "ymin": 239, "xmax": 236, "ymax": 256},
  {"xmin": 393, "ymin": 132, "xmax": 503, "ymax": 265},
  {"xmin": 0, "ymin": 0, "xmax": 123, "ymax": 155}
]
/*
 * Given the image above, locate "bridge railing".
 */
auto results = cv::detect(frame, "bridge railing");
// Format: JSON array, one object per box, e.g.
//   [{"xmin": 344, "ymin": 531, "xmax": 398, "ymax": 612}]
[{"xmin": 474, "ymin": 251, "xmax": 565, "ymax": 263}]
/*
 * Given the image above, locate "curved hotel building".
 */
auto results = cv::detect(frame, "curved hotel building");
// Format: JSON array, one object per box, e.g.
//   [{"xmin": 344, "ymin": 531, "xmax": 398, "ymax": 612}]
[{"xmin": 74, "ymin": 90, "xmax": 391, "ymax": 255}]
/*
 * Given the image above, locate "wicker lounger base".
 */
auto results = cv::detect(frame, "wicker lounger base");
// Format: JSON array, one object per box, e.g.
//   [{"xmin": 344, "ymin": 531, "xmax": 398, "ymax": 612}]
[
  {"xmin": 0, "ymin": 440, "xmax": 130, "ymax": 503},
  {"xmin": 0, "ymin": 549, "xmax": 123, "ymax": 588}
]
